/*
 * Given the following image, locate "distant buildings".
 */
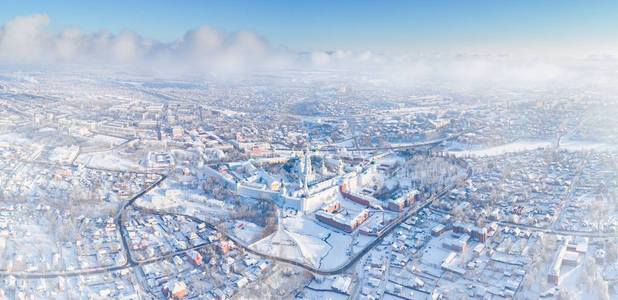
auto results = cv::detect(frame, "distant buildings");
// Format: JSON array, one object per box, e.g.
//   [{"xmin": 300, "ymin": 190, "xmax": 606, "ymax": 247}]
[
  {"xmin": 172, "ymin": 126, "xmax": 184, "ymax": 139},
  {"xmin": 316, "ymin": 208, "xmax": 370, "ymax": 233},
  {"xmin": 431, "ymin": 224, "xmax": 446, "ymax": 237},
  {"xmin": 332, "ymin": 276, "xmax": 352, "ymax": 294},
  {"xmin": 216, "ymin": 240, "xmax": 234, "ymax": 255},
  {"xmin": 387, "ymin": 189, "xmax": 419, "ymax": 212},
  {"xmin": 163, "ymin": 281, "xmax": 187, "ymax": 299},
  {"xmin": 547, "ymin": 240, "xmax": 583, "ymax": 285},
  {"xmin": 321, "ymin": 200, "xmax": 340, "ymax": 214},
  {"xmin": 548, "ymin": 242, "xmax": 568, "ymax": 284},
  {"xmin": 443, "ymin": 234, "xmax": 469, "ymax": 252},
  {"xmin": 340, "ymin": 184, "xmax": 382, "ymax": 209},
  {"xmin": 186, "ymin": 250, "xmax": 202, "ymax": 266},
  {"xmin": 453, "ymin": 222, "xmax": 488, "ymax": 242},
  {"xmin": 145, "ymin": 151, "xmax": 176, "ymax": 168}
]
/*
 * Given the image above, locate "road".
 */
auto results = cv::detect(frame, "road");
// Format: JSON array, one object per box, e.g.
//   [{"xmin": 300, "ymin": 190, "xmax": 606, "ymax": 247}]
[
  {"xmin": 116, "ymin": 174, "xmax": 169, "ymax": 266},
  {"xmin": 274, "ymin": 126, "xmax": 486, "ymax": 153},
  {"xmin": 0, "ymin": 172, "xmax": 169, "ymax": 279},
  {"xmin": 550, "ymin": 151, "xmax": 589, "ymax": 231},
  {"xmin": 201, "ymin": 158, "xmax": 472, "ymax": 276},
  {"xmin": 0, "ymin": 146, "xmax": 471, "ymax": 279}
]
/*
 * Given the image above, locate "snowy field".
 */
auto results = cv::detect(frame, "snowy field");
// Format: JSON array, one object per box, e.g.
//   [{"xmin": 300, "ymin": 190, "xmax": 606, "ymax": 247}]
[
  {"xmin": 75, "ymin": 151, "xmax": 141, "ymax": 171},
  {"xmin": 47, "ymin": 146, "xmax": 79, "ymax": 163},
  {"xmin": 448, "ymin": 139, "xmax": 618, "ymax": 157},
  {"xmin": 447, "ymin": 140, "xmax": 552, "ymax": 157},
  {"xmin": 231, "ymin": 221, "xmax": 263, "ymax": 244},
  {"xmin": 254, "ymin": 212, "xmax": 377, "ymax": 270},
  {"xmin": 251, "ymin": 224, "xmax": 331, "ymax": 268},
  {"xmin": 88, "ymin": 134, "xmax": 127, "ymax": 146},
  {"xmin": 0, "ymin": 132, "xmax": 35, "ymax": 145},
  {"xmin": 559, "ymin": 139, "xmax": 618, "ymax": 152},
  {"xmin": 298, "ymin": 289, "xmax": 348, "ymax": 300}
]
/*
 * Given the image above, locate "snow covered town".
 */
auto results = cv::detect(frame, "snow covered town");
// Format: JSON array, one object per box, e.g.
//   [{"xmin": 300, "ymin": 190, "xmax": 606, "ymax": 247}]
[{"xmin": 0, "ymin": 68, "xmax": 616, "ymax": 300}]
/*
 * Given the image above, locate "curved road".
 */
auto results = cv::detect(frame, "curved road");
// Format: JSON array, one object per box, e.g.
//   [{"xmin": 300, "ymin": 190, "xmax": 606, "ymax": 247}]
[{"xmin": 0, "ymin": 151, "xmax": 472, "ymax": 278}]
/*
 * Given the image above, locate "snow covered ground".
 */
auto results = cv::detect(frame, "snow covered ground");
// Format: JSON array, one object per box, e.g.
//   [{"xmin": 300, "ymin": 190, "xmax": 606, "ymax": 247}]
[
  {"xmin": 448, "ymin": 139, "xmax": 618, "ymax": 157},
  {"xmin": 448, "ymin": 140, "xmax": 552, "ymax": 157},
  {"xmin": 251, "ymin": 224, "xmax": 331, "ymax": 268},
  {"xmin": 559, "ymin": 139, "xmax": 618, "ymax": 152},
  {"xmin": 88, "ymin": 134, "xmax": 127, "ymax": 146},
  {"xmin": 418, "ymin": 232, "xmax": 453, "ymax": 268},
  {"xmin": 298, "ymin": 289, "xmax": 348, "ymax": 300},
  {"xmin": 231, "ymin": 221, "xmax": 263, "ymax": 244},
  {"xmin": 48, "ymin": 146, "xmax": 79, "ymax": 163},
  {"xmin": 252, "ymin": 229, "xmax": 308, "ymax": 265},
  {"xmin": 275, "ymin": 213, "xmax": 376, "ymax": 270},
  {"xmin": 319, "ymin": 232, "xmax": 354, "ymax": 270},
  {"xmin": 250, "ymin": 212, "xmax": 370, "ymax": 270},
  {"xmin": 75, "ymin": 151, "xmax": 141, "ymax": 171},
  {"xmin": 0, "ymin": 132, "xmax": 36, "ymax": 145},
  {"xmin": 328, "ymin": 138, "xmax": 356, "ymax": 149}
]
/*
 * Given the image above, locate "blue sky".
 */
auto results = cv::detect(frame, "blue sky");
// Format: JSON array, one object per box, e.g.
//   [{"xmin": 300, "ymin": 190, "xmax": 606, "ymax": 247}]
[{"xmin": 2, "ymin": 0, "xmax": 618, "ymax": 53}]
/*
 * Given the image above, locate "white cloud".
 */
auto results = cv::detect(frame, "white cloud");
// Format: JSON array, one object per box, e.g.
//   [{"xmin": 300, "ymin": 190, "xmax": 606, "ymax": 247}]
[
  {"xmin": 0, "ymin": 14, "xmax": 287, "ymax": 73},
  {"xmin": 0, "ymin": 14, "xmax": 53, "ymax": 62},
  {"xmin": 55, "ymin": 26, "xmax": 86, "ymax": 60},
  {"xmin": 298, "ymin": 50, "xmax": 587, "ymax": 89},
  {"xmin": 110, "ymin": 30, "xmax": 140, "ymax": 62},
  {"xmin": 310, "ymin": 51, "xmax": 331, "ymax": 66},
  {"xmin": 0, "ymin": 13, "xmax": 615, "ymax": 87},
  {"xmin": 182, "ymin": 26, "xmax": 223, "ymax": 55}
]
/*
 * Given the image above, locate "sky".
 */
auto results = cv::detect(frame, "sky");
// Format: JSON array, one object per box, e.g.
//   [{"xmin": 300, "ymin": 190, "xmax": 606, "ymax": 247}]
[
  {"xmin": 0, "ymin": 1, "xmax": 617, "ymax": 85},
  {"xmin": 2, "ymin": 0, "xmax": 618, "ymax": 53}
]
